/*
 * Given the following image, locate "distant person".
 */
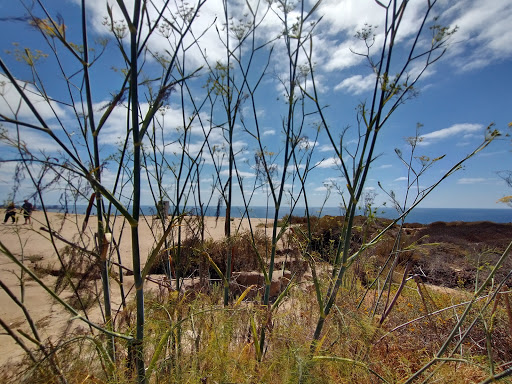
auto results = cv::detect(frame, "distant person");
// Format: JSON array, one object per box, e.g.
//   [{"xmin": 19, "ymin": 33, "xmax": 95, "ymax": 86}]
[
  {"xmin": 3, "ymin": 202, "xmax": 16, "ymax": 224},
  {"xmin": 21, "ymin": 200, "xmax": 34, "ymax": 224}
]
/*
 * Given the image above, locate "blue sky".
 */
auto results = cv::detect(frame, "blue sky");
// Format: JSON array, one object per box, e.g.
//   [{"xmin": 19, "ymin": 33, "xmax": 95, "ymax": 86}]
[{"xmin": 0, "ymin": 0, "xmax": 511, "ymax": 211}]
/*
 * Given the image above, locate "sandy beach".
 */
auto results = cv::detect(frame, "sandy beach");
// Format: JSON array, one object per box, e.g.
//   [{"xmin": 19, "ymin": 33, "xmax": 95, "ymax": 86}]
[
  {"xmin": 0, "ymin": 210, "xmax": 268, "ymax": 367},
  {"xmin": 4, "ymin": 210, "xmax": 510, "ymax": 374}
]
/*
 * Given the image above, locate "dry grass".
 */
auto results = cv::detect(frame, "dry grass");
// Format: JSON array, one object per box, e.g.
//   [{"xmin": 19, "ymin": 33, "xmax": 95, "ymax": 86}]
[
  {"xmin": 3, "ymin": 218, "xmax": 512, "ymax": 383},
  {"xmin": 5, "ymin": 271, "xmax": 511, "ymax": 384}
]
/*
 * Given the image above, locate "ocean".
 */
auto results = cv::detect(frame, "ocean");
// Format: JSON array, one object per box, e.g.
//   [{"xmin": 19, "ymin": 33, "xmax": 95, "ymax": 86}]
[{"xmin": 43, "ymin": 204, "xmax": 511, "ymax": 224}]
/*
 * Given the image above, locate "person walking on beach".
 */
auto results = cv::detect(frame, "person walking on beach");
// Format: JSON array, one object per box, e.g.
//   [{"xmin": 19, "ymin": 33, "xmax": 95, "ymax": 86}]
[
  {"xmin": 21, "ymin": 200, "xmax": 33, "ymax": 224},
  {"xmin": 3, "ymin": 202, "xmax": 16, "ymax": 224}
]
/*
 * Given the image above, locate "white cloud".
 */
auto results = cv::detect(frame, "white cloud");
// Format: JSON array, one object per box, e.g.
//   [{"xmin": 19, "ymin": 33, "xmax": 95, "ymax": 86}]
[
  {"xmin": 478, "ymin": 150, "xmax": 507, "ymax": 158},
  {"xmin": 315, "ymin": 157, "xmax": 341, "ymax": 169},
  {"xmin": 93, "ymin": 101, "xmax": 242, "ymax": 169},
  {"xmin": 243, "ymin": 106, "xmax": 266, "ymax": 119},
  {"xmin": 0, "ymin": 161, "xmax": 20, "ymax": 185},
  {"xmin": 263, "ymin": 129, "xmax": 276, "ymax": 136},
  {"xmin": 22, "ymin": 130, "xmax": 62, "ymax": 153},
  {"xmin": 315, "ymin": 0, "xmax": 430, "ymax": 73},
  {"xmin": 319, "ymin": 144, "xmax": 334, "ymax": 152},
  {"xmin": 419, "ymin": 123, "xmax": 483, "ymax": 146},
  {"xmin": 75, "ymin": 0, "xmax": 512, "ymax": 95},
  {"xmin": 344, "ymin": 139, "xmax": 358, "ymax": 146},
  {"xmin": 323, "ymin": 40, "xmax": 365, "ymax": 72},
  {"xmin": 323, "ymin": 177, "xmax": 344, "ymax": 185},
  {"xmin": 394, "ymin": 177, "xmax": 408, "ymax": 182},
  {"xmin": 79, "ymin": 0, "xmax": 288, "ymax": 70},
  {"xmin": 457, "ymin": 177, "xmax": 486, "ymax": 185},
  {"xmin": 315, "ymin": 0, "xmax": 512, "ymax": 82},
  {"xmin": 0, "ymin": 73, "xmax": 68, "ymax": 121},
  {"xmin": 95, "ymin": 102, "xmax": 134, "ymax": 146},
  {"xmin": 443, "ymin": 1, "xmax": 512, "ymax": 71},
  {"xmin": 0, "ymin": 160, "xmax": 80, "ymax": 202},
  {"xmin": 313, "ymin": 178, "xmax": 342, "ymax": 192},
  {"xmin": 317, "ymin": 0, "xmax": 384, "ymax": 36},
  {"xmin": 220, "ymin": 169, "xmax": 255, "ymax": 178},
  {"xmin": 334, "ymin": 74, "xmax": 375, "ymax": 95},
  {"xmin": 299, "ymin": 139, "xmax": 317, "ymax": 150}
]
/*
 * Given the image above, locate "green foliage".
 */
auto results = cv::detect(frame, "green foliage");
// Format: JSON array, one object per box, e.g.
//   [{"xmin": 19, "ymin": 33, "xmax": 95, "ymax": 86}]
[{"xmin": 0, "ymin": 1, "xmax": 508, "ymax": 383}]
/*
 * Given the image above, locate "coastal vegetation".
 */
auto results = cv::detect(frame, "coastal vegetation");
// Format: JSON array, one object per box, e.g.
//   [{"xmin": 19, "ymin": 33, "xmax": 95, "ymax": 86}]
[
  {"xmin": 1, "ymin": 215, "xmax": 512, "ymax": 383},
  {"xmin": 0, "ymin": 0, "xmax": 510, "ymax": 383}
]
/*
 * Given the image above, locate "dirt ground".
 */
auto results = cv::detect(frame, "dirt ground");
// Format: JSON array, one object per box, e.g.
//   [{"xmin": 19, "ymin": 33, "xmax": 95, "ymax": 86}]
[
  {"xmin": 0, "ymin": 211, "xmax": 266, "ymax": 367},
  {"xmin": 0, "ymin": 212, "xmax": 511, "ymax": 368}
]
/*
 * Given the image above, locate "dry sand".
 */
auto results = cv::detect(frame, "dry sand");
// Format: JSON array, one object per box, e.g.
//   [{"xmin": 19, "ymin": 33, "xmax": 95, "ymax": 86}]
[{"xmin": 0, "ymin": 210, "xmax": 269, "ymax": 367}]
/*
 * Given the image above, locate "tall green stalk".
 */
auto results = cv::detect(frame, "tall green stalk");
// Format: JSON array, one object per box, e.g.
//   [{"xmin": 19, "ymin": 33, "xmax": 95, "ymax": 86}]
[
  {"xmin": 307, "ymin": 0, "xmax": 455, "ymax": 347},
  {"xmin": 80, "ymin": 0, "xmax": 114, "ymax": 361},
  {"xmin": 124, "ymin": 0, "xmax": 146, "ymax": 381},
  {"xmin": 257, "ymin": 0, "xmax": 316, "ymax": 355},
  {"xmin": 222, "ymin": 0, "xmax": 235, "ymax": 306}
]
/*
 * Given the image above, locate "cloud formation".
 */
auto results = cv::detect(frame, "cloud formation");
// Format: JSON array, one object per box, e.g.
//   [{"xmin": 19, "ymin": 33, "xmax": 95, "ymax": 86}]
[
  {"xmin": 318, "ymin": 144, "xmax": 334, "ymax": 152},
  {"xmin": 0, "ymin": 73, "xmax": 68, "ymax": 121},
  {"xmin": 457, "ymin": 177, "xmax": 486, "ymax": 185},
  {"xmin": 419, "ymin": 123, "xmax": 483, "ymax": 146},
  {"xmin": 334, "ymin": 74, "xmax": 375, "ymax": 95},
  {"xmin": 220, "ymin": 169, "xmax": 255, "ymax": 178},
  {"xmin": 444, "ymin": 1, "xmax": 512, "ymax": 71},
  {"xmin": 315, "ymin": 157, "xmax": 341, "ymax": 169}
]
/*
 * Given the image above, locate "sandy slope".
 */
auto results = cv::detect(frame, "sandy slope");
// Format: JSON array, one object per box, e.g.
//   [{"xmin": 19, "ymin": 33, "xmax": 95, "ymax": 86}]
[{"xmin": 0, "ymin": 211, "xmax": 268, "ymax": 367}]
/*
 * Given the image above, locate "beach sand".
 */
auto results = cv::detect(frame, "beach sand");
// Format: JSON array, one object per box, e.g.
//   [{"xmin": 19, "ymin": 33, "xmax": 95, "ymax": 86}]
[{"xmin": 0, "ymin": 211, "xmax": 269, "ymax": 367}]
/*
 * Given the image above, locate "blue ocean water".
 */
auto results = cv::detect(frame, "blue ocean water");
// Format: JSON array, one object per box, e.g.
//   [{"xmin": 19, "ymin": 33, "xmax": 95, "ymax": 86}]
[
  {"xmin": 374, "ymin": 207, "xmax": 511, "ymax": 224},
  {"xmin": 45, "ymin": 204, "xmax": 511, "ymax": 224}
]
